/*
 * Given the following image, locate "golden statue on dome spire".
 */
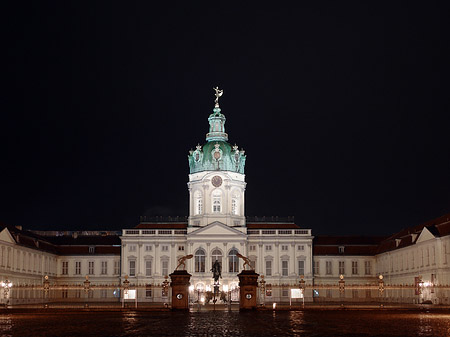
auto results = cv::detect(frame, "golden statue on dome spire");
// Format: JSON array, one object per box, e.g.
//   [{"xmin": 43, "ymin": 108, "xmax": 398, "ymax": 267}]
[{"xmin": 213, "ymin": 86, "xmax": 223, "ymax": 107}]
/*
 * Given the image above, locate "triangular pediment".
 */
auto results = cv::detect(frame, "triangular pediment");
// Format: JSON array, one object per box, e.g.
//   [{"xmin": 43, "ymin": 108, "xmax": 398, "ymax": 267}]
[
  {"xmin": 188, "ymin": 221, "xmax": 246, "ymax": 238},
  {"xmin": 416, "ymin": 227, "xmax": 435, "ymax": 243},
  {"xmin": 0, "ymin": 228, "xmax": 16, "ymax": 244}
]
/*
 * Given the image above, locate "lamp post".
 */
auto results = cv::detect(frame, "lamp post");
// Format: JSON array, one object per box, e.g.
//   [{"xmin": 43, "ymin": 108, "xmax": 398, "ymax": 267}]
[
  {"xmin": 43, "ymin": 275, "xmax": 50, "ymax": 305},
  {"xmin": 162, "ymin": 276, "xmax": 169, "ymax": 307},
  {"xmin": 259, "ymin": 275, "xmax": 266, "ymax": 307},
  {"xmin": 299, "ymin": 275, "xmax": 305, "ymax": 308},
  {"xmin": 223, "ymin": 284, "xmax": 230, "ymax": 311},
  {"xmin": 338, "ymin": 274, "xmax": 345, "ymax": 306},
  {"xmin": 84, "ymin": 275, "xmax": 91, "ymax": 308},
  {"xmin": 122, "ymin": 275, "xmax": 130, "ymax": 308},
  {"xmin": 0, "ymin": 279, "xmax": 13, "ymax": 308},
  {"xmin": 378, "ymin": 274, "xmax": 384, "ymax": 308}
]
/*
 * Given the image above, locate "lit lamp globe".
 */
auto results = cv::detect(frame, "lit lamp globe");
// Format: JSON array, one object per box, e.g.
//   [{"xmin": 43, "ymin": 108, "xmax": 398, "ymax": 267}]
[
  {"xmin": 223, "ymin": 285, "xmax": 228, "ymax": 292},
  {"xmin": 379, "ymin": 275, "xmax": 383, "ymax": 280}
]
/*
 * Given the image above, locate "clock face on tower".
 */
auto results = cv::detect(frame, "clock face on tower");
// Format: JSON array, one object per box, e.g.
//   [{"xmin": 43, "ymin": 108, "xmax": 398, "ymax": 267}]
[{"xmin": 211, "ymin": 176, "xmax": 223, "ymax": 187}]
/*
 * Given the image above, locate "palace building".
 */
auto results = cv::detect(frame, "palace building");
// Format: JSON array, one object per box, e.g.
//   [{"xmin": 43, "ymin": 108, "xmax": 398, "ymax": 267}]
[{"xmin": 0, "ymin": 90, "xmax": 449, "ymax": 305}]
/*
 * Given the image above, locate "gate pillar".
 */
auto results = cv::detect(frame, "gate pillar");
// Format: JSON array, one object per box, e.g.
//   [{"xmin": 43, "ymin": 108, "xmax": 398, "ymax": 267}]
[
  {"xmin": 237, "ymin": 270, "xmax": 259, "ymax": 310},
  {"xmin": 169, "ymin": 270, "xmax": 191, "ymax": 310}
]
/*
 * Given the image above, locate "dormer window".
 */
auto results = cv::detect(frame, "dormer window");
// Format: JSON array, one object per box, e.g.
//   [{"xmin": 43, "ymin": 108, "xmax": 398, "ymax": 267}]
[
  {"xmin": 338, "ymin": 246, "xmax": 345, "ymax": 254},
  {"xmin": 89, "ymin": 246, "xmax": 95, "ymax": 254}
]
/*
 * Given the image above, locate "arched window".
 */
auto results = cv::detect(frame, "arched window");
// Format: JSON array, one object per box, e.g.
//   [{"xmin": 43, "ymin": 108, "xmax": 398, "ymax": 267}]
[
  {"xmin": 211, "ymin": 249, "xmax": 222, "ymax": 270},
  {"xmin": 212, "ymin": 190, "xmax": 222, "ymax": 213},
  {"xmin": 195, "ymin": 248, "xmax": 206, "ymax": 273},
  {"xmin": 228, "ymin": 248, "xmax": 239, "ymax": 273}
]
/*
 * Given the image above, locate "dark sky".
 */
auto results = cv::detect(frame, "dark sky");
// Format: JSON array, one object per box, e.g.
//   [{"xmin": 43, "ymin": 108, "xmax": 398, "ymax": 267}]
[{"xmin": 1, "ymin": 2, "xmax": 449, "ymax": 235}]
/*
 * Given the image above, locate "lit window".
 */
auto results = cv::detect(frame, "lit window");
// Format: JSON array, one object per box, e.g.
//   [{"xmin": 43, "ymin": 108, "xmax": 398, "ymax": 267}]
[
  {"xmin": 265, "ymin": 260, "xmax": 272, "ymax": 276},
  {"xmin": 195, "ymin": 249, "xmax": 206, "ymax": 273},
  {"xmin": 298, "ymin": 260, "xmax": 305, "ymax": 276},
  {"xmin": 282, "ymin": 260, "xmax": 289, "ymax": 276},
  {"xmin": 195, "ymin": 191, "xmax": 203, "ymax": 215},
  {"xmin": 162, "ymin": 260, "xmax": 169, "ymax": 277},
  {"xmin": 129, "ymin": 260, "xmax": 135, "ymax": 276},
  {"xmin": 228, "ymin": 248, "xmax": 239, "ymax": 273},
  {"xmin": 145, "ymin": 260, "xmax": 152, "ymax": 276},
  {"xmin": 212, "ymin": 190, "xmax": 222, "ymax": 213}
]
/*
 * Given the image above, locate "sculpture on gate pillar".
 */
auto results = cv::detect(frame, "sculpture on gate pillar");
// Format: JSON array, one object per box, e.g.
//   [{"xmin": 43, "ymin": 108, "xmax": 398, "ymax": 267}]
[
  {"xmin": 175, "ymin": 254, "xmax": 193, "ymax": 271},
  {"xmin": 236, "ymin": 253, "xmax": 254, "ymax": 271}
]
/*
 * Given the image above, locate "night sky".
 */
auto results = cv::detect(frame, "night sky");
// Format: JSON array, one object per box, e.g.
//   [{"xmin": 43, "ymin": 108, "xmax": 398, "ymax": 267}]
[{"xmin": 2, "ymin": 2, "xmax": 449, "ymax": 235}]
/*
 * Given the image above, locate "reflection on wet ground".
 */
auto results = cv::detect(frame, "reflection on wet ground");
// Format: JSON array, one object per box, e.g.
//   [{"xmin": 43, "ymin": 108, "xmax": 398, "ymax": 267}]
[{"xmin": 0, "ymin": 309, "xmax": 449, "ymax": 336}]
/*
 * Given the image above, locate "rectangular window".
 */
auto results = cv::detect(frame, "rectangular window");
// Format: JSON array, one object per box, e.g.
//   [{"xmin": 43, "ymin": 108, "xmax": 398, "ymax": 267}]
[
  {"xmin": 129, "ymin": 260, "xmax": 136, "ymax": 277},
  {"xmin": 101, "ymin": 289, "xmax": 107, "ymax": 298},
  {"xmin": 281, "ymin": 260, "xmax": 288, "ymax": 276},
  {"xmin": 352, "ymin": 261, "xmax": 358, "ymax": 275},
  {"xmin": 313, "ymin": 261, "xmax": 319, "ymax": 275},
  {"xmin": 352, "ymin": 289, "xmax": 359, "ymax": 298},
  {"xmin": 281, "ymin": 289, "xmax": 289, "ymax": 297},
  {"xmin": 146, "ymin": 285, "xmax": 152, "ymax": 298},
  {"xmin": 178, "ymin": 246, "xmax": 185, "ymax": 251},
  {"xmin": 298, "ymin": 260, "xmax": 305, "ymax": 276},
  {"xmin": 364, "ymin": 261, "xmax": 371, "ymax": 275},
  {"xmin": 75, "ymin": 261, "xmax": 81, "ymax": 275},
  {"xmin": 162, "ymin": 245, "xmax": 169, "ymax": 252},
  {"xmin": 326, "ymin": 261, "xmax": 332, "ymax": 275},
  {"xmin": 297, "ymin": 245, "xmax": 304, "ymax": 251},
  {"xmin": 129, "ymin": 245, "xmax": 136, "ymax": 252},
  {"xmin": 281, "ymin": 245, "xmax": 289, "ymax": 251},
  {"xmin": 339, "ymin": 261, "xmax": 345, "ymax": 275},
  {"xmin": 88, "ymin": 261, "xmax": 94, "ymax": 275},
  {"xmin": 62, "ymin": 261, "xmax": 68, "ymax": 275},
  {"xmin": 89, "ymin": 246, "xmax": 95, "ymax": 254},
  {"xmin": 114, "ymin": 260, "xmax": 120, "ymax": 275},
  {"xmin": 265, "ymin": 260, "xmax": 272, "ymax": 276},
  {"xmin": 162, "ymin": 260, "xmax": 169, "ymax": 276},
  {"xmin": 265, "ymin": 245, "xmax": 272, "ymax": 251},
  {"xmin": 145, "ymin": 245, "xmax": 152, "ymax": 252},
  {"xmin": 326, "ymin": 289, "xmax": 332, "ymax": 298},
  {"xmin": 101, "ymin": 261, "xmax": 108, "ymax": 275},
  {"xmin": 249, "ymin": 245, "xmax": 256, "ymax": 251},
  {"xmin": 339, "ymin": 246, "xmax": 345, "ymax": 254},
  {"xmin": 145, "ymin": 260, "xmax": 152, "ymax": 276}
]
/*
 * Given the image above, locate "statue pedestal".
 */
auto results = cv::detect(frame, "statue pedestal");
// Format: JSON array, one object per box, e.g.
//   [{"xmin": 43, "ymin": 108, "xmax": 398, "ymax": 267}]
[
  {"xmin": 237, "ymin": 270, "xmax": 259, "ymax": 310},
  {"xmin": 169, "ymin": 270, "xmax": 191, "ymax": 310}
]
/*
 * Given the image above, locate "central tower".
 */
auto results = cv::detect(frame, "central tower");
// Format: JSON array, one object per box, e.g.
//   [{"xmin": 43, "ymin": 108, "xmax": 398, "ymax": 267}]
[{"xmin": 187, "ymin": 88, "xmax": 247, "ymax": 227}]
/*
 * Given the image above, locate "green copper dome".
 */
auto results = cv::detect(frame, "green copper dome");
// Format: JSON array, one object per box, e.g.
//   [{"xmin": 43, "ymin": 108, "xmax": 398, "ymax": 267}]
[{"xmin": 188, "ymin": 89, "xmax": 246, "ymax": 174}]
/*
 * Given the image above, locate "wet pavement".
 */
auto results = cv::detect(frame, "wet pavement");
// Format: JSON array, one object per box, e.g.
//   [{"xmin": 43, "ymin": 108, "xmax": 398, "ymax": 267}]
[{"xmin": 0, "ymin": 309, "xmax": 449, "ymax": 336}]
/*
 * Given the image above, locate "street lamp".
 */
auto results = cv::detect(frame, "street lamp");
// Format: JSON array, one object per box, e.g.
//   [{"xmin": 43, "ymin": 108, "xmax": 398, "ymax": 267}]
[
  {"xmin": 259, "ymin": 275, "xmax": 266, "ymax": 307},
  {"xmin": 378, "ymin": 274, "xmax": 384, "ymax": 308},
  {"xmin": 1, "ymin": 279, "xmax": 13, "ymax": 307},
  {"xmin": 223, "ymin": 284, "xmax": 231, "ymax": 311}
]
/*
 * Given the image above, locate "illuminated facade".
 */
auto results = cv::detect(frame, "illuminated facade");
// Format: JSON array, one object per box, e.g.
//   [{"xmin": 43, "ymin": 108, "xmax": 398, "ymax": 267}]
[{"xmin": 0, "ymin": 91, "xmax": 449, "ymax": 305}]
